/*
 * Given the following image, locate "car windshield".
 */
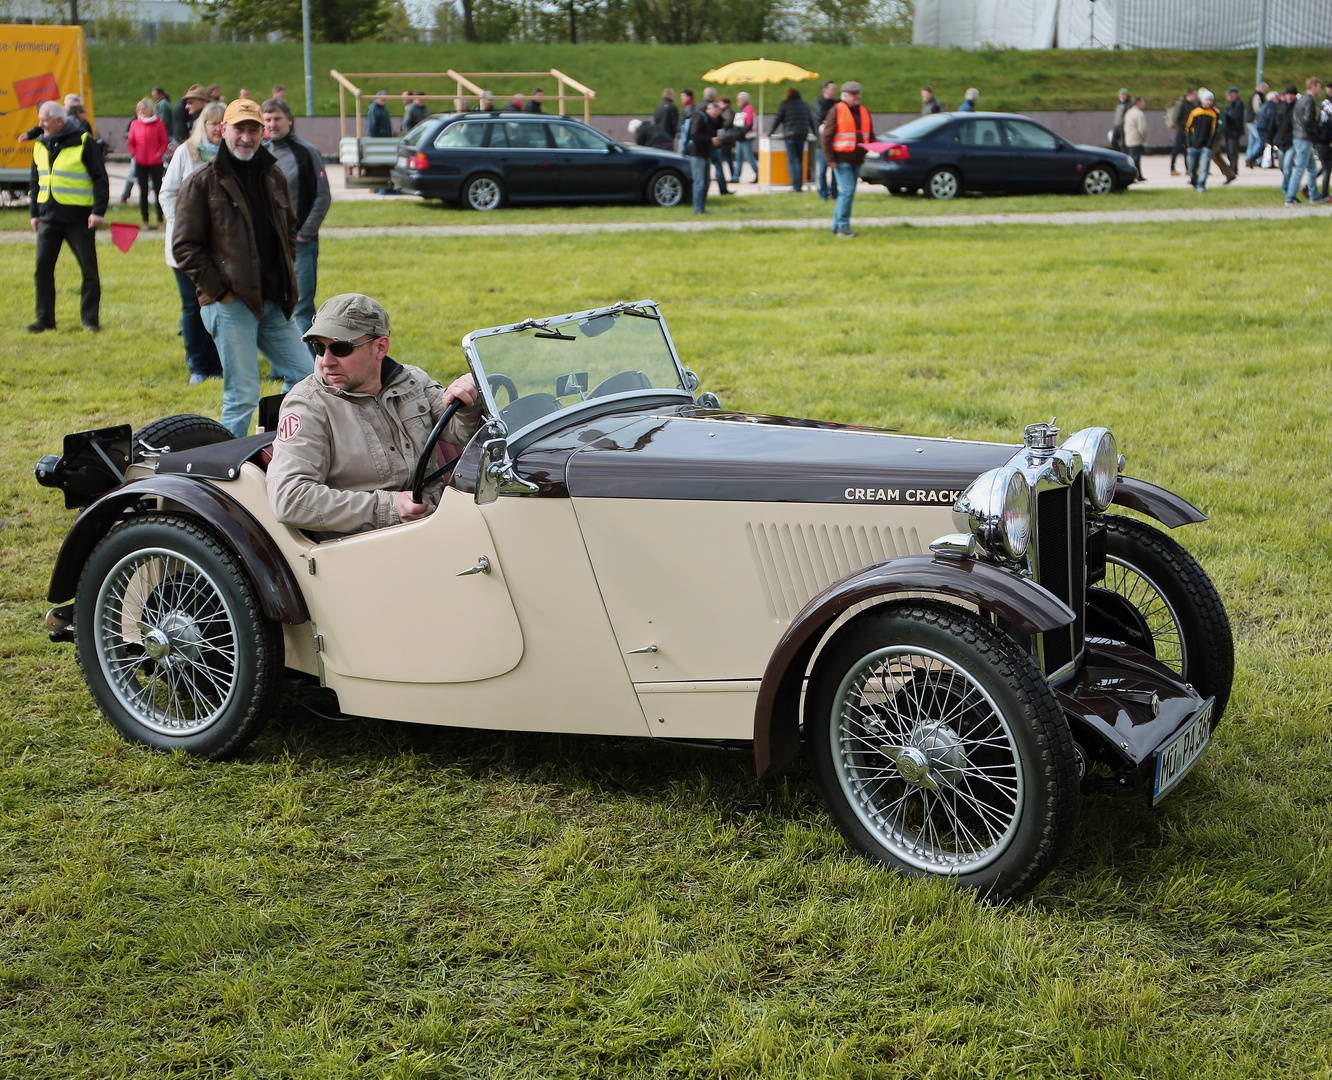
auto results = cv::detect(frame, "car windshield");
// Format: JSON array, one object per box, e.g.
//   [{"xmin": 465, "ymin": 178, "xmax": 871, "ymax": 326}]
[
  {"xmin": 885, "ymin": 114, "xmax": 955, "ymax": 140},
  {"xmin": 466, "ymin": 304, "xmax": 689, "ymax": 436}
]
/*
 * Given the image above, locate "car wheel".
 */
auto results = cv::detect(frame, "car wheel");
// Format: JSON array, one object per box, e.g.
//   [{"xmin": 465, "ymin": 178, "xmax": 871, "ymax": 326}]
[
  {"xmin": 75, "ymin": 513, "xmax": 282, "ymax": 759},
  {"xmin": 463, "ymin": 175, "xmax": 505, "ymax": 211},
  {"xmin": 807, "ymin": 603, "xmax": 1079, "ymax": 901},
  {"xmin": 925, "ymin": 168, "xmax": 961, "ymax": 200},
  {"xmin": 132, "ymin": 414, "xmax": 233, "ymax": 462},
  {"xmin": 1089, "ymin": 516, "xmax": 1234, "ymax": 719},
  {"xmin": 1082, "ymin": 166, "xmax": 1116, "ymax": 195},
  {"xmin": 645, "ymin": 169, "xmax": 685, "ymax": 207}
]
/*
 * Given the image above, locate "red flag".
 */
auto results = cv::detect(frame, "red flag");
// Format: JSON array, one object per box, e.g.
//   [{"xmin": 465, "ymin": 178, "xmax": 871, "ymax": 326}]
[{"xmin": 109, "ymin": 223, "xmax": 139, "ymax": 253}]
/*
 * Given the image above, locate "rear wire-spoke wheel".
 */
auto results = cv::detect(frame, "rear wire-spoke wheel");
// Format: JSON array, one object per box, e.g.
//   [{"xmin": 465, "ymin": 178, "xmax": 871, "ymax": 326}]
[
  {"xmin": 76, "ymin": 514, "xmax": 280, "ymax": 759},
  {"xmin": 1082, "ymin": 166, "xmax": 1116, "ymax": 195},
  {"xmin": 647, "ymin": 170, "xmax": 685, "ymax": 207},
  {"xmin": 808, "ymin": 604, "xmax": 1078, "ymax": 901},
  {"xmin": 463, "ymin": 175, "xmax": 504, "ymax": 211},
  {"xmin": 1090, "ymin": 515, "xmax": 1233, "ymax": 718}
]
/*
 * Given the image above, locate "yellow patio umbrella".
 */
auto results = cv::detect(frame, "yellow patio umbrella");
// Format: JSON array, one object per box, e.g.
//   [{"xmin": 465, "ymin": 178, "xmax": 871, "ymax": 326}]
[{"xmin": 703, "ymin": 59, "xmax": 819, "ymax": 186}]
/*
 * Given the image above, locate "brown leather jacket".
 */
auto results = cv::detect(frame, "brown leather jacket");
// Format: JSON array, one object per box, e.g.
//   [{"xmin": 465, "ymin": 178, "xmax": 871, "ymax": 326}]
[{"xmin": 172, "ymin": 141, "xmax": 297, "ymax": 319}]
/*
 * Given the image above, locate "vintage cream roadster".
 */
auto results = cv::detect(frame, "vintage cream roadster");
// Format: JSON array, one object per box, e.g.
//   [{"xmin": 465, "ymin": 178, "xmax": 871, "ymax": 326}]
[{"xmin": 35, "ymin": 301, "xmax": 1233, "ymax": 900}]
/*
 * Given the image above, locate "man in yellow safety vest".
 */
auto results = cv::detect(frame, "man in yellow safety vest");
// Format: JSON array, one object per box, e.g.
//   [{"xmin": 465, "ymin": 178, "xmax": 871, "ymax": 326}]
[{"xmin": 28, "ymin": 101, "xmax": 108, "ymax": 333}]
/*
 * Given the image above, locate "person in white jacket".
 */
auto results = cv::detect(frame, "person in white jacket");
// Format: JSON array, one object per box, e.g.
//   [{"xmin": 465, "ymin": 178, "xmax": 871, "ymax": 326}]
[{"xmin": 162, "ymin": 101, "xmax": 225, "ymax": 384}]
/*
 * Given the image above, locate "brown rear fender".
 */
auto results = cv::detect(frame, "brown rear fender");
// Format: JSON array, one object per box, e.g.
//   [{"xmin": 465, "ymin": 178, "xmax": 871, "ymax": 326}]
[
  {"xmin": 752, "ymin": 554, "xmax": 1075, "ymax": 779},
  {"xmin": 47, "ymin": 475, "xmax": 309, "ymax": 624},
  {"xmin": 1112, "ymin": 476, "xmax": 1207, "ymax": 528}
]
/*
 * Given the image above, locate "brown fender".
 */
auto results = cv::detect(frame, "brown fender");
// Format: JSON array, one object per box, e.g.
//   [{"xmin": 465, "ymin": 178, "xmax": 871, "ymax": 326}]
[
  {"xmin": 47, "ymin": 475, "xmax": 309, "ymax": 623},
  {"xmin": 1112, "ymin": 476, "xmax": 1207, "ymax": 528},
  {"xmin": 752, "ymin": 554, "xmax": 1075, "ymax": 780}
]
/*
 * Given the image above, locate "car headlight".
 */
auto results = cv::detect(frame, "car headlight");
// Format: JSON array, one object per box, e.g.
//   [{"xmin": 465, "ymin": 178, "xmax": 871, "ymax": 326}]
[
  {"xmin": 1061, "ymin": 427, "xmax": 1118, "ymax": 511},
  {"xmin": 952, "ymin": 467, "xmax": 1032, "ymax": 560}
]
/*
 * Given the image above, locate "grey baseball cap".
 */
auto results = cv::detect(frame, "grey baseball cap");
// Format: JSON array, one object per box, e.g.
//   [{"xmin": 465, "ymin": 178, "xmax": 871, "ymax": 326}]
[
  {"xmin": 841, "ymin": 81, "xmax": 863, "ymax": 94},
  {"xmin": 304, "ymin": 293, "xmax": 390, "ymax": 342}
]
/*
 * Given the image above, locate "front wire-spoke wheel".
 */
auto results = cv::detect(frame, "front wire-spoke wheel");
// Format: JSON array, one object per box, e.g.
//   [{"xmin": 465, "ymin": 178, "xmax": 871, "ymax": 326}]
[
  {"xmin": 76, "ymin": 514, "xmax": 281, "ymax": 759},
  {"xmin": 808, "ymin": 604, "xmax": 1078, "ymax": 901},
  {"xmin": 1089, "ymin": 515, "xmax": 1233, "ymax": 718}
]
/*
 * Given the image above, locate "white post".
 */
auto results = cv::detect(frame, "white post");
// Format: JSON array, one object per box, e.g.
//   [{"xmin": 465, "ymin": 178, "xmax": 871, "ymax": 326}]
[{"xmin": 302, "ymin": 0, "xmax": 314, "ymax": 117}]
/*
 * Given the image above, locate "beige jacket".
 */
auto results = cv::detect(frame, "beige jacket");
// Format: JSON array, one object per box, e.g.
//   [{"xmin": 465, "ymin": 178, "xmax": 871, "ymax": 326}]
[
  {"xmin": 267, "ymin": 357, "xmax": 483, "ymax": 535},
  {"xmin": 1123, "ymin": 105, "xmax": 1149, "ymax": 148}
]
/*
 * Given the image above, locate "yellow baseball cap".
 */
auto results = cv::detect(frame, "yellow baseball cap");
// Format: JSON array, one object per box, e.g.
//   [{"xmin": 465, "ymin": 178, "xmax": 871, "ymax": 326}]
[{"xmin": 222, "ymin": 98, "xmax": 264, "ymax": 126}]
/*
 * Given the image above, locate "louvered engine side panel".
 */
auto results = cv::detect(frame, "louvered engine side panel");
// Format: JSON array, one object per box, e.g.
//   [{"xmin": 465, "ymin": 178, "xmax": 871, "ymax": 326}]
[{"xmin": 746, "ymin": 522, "xmax": 925, "ymax": 621}]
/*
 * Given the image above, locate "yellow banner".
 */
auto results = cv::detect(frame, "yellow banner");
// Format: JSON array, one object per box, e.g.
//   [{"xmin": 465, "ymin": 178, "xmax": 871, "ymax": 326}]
[{"xmin": 0, "ymin": 24, "xmax": 95, "ymax": 177}]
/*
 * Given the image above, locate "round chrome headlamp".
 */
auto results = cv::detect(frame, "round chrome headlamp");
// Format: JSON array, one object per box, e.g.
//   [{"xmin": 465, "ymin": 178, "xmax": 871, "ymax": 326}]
[
  {"xmin": 952, "ymin": 467, "xmax": 1032, "ymax": 560},
  {"xmin": 1061, "ymin": 427, "xmax": 1118, "ymax": 511}
]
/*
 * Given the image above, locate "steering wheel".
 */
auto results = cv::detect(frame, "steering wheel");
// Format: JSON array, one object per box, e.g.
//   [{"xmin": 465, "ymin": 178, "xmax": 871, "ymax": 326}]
[
  {"xmin": 408, "ymin": 399, "xmax": 462, "ymax": 505},
  {"xmin": 489, "ymin": 374, "xmax": 518, "ymax": 407}
]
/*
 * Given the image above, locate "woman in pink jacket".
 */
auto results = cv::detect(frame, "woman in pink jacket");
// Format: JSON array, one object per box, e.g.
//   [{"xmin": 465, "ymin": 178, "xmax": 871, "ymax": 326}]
[{"xmin": 126, "ymin": 97, "xmax": 168, "ymax": 228}]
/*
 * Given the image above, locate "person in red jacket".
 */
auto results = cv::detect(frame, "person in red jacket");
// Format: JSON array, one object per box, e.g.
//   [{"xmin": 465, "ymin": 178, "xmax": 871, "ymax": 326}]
[{"xmin": 126, "ymin": 97, "xmax": 168, "ymax": 228}]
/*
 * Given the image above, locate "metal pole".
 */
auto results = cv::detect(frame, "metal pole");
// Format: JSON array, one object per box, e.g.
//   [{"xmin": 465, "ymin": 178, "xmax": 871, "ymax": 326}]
[
  {"xmin": 1256, "ymin": 0, "xmax": 1268, "ymax": 90},
  {"xmin": 302, "ymin": 0, "xmax": 315, "ymax": 118}
]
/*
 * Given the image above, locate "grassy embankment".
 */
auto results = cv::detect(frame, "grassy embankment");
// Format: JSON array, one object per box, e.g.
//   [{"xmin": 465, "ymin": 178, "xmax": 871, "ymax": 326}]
[
  {"xmin": 86, "ymin": 41, "xmax": 1331, "ymax": 116},
  {"xmin": 3, "ymin": 219, "xmax": 1332, "ymax": 1077}
]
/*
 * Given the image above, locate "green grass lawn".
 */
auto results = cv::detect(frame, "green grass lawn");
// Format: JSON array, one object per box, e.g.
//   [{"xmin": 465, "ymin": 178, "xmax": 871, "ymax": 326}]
[
  {"xmin": 0, "ymin": 183, "xmax": 1293, "ymax": 233},
  {"xmin": 84, "ymin": 41, "xmax": 1330, "ymax": 118},
  {"xmin": 3, "ymin": 220, "xmax": 1332, "ymax": 1077}
]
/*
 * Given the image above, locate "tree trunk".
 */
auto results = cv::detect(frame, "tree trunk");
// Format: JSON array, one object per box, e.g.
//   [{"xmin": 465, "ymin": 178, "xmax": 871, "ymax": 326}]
[
  {"xmin": 569, "ymin": 0, "xmax": 577, "ymax": 42},
  {"xmin": 461, "ymin": 0, "xmax": 477, "ymax": 41},
  {"xmin": 70, "ymin": 0, "xmax": 80, "ymax": 23}
]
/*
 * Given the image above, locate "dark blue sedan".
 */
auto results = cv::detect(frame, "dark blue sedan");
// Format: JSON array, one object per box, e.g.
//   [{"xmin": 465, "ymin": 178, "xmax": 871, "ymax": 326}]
[
  {"xmin": 858, "ymin": 112, "xmax": 1139, "ymax": 199},
  {"xmin": 389, "ymin": 113, "xmax": 690, "ymax": 210}
]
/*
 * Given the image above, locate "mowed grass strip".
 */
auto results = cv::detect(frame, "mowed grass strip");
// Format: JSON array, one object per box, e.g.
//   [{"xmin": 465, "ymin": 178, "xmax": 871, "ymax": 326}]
[
  {"xmin": 0, "ymin": 182, "xmax": 1293, "ymax": 235},
  {"xmin": 2, "ymin": 222, "xmax": 1331, "ymax": 1079}
]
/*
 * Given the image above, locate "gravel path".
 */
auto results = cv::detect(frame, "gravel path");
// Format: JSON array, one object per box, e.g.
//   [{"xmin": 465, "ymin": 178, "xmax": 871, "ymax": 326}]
[{"xmin": 3, "ymin": 203, "xmax": 1325, "ymax": 245}]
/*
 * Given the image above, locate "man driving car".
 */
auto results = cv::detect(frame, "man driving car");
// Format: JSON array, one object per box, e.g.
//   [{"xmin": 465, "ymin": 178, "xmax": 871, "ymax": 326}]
[{"xmin": 267, "ymin": 293, "xmax": 483, "ymax": 536}]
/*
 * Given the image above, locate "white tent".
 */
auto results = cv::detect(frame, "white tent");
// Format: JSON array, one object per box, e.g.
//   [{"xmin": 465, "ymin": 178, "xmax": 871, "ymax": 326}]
[{"xmin": 915, "ymin": 0, "xmax": 1332, "ymax": 49}]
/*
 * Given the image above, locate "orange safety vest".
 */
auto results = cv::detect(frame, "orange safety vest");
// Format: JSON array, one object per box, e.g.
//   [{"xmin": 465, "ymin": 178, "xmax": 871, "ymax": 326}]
[{"xmin": 831, "ymin": 101, "xmax": 872, "ymax": 154}]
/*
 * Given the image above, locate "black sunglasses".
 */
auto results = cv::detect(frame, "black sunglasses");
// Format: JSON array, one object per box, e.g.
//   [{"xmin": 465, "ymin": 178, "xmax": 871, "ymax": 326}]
[{"xmin": 312, "ymin": 335, "xmax": 374, "ymax": 358}]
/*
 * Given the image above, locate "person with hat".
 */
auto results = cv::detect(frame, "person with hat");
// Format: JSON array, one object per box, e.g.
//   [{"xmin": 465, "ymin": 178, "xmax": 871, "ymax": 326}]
[
  {"xmin": 819, "ymin": 81, "xmax": 875, "ymax": 237},
  {"xmin": 1222, "ymin": 87, "xmax": 1245, "ymax": 178},
  {"xmin": 172, "ymin": 98, "xmax": 314, "ymax": 437},
  {"xmin": 266, "ymin": 293, "xmax": 483, "ymax": 536},
  {"xmin": 1110, "ymin": 88, "xmax": 1130, "ymax": 151},
  {"xmin": 26, "ymin": 100, "xmax": 108, "ymax": 333},
  {"xmin": 366, "ymin": 90, "xmax": 393, "ymax": 137},
  {"xmin": 174, "ymin": 84, "xmax": 209, "ymax": 153},
  {"xmin": 1184, "ymin": 89, "xmax": 1220, "ymax": 192}
]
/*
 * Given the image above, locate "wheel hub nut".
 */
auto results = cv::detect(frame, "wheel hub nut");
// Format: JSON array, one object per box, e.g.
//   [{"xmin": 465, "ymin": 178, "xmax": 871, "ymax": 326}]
[
  {"xmin": 142, "ymin": 627, "xmax": 171, "ymax": 661},
  {"xmin": 893, "ymin": 746, "xmax": 934, "ymax": 787}
]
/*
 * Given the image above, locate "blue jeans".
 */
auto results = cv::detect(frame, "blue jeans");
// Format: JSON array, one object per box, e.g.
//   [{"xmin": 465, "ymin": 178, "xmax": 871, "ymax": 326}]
[
  {"xmin": 1280, "ymin": 145, "xmax": 1295, "ymax": 188},
  {"xmin": 173, "ymin": 267, "xmax": 222, "ymax": 379},
  {"xmin": 1284, "ymin": 139, "xmax": 1316, "ymax": 201},
  {"xmin": 735, "ymin": 138, "xmax": 757, "ymax": 182},
  {"xmin": 709, "ymin": 148, "xmax": 729, "ymax": 194},
  {"xmin": 832, "ymin": 162, "xmax": 858, "ymax": 231},
  {"xmin": 1186, "ymin": 147, "xmax": 1212, "ymax": 190},
  {"xmin": 1245, "ymin": 122, "xmax": 1262, "ymax": 163},
  {"xmin": 294, "ymin": 237, "xmax": 319, "ymax": 347},
  {"xmin": 689, "ymin": 156, "xmax": 710, "ymax": 212},
  {"xmin": 815, "ymin": 144, "xmax": 838, "ymax": 199},
  {"xmin": 200, "ymin": 298, "xmax": 314, "ymax": 437},
  {"xmin": 785, "ymin": 136, "xmax": 806, "ymax": 191}
]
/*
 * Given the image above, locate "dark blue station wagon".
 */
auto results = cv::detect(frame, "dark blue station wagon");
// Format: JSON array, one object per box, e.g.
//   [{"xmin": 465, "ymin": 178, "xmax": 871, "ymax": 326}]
[{"xmin": 389, "ymin": 113, "xmax": 691, "ymax": 210}]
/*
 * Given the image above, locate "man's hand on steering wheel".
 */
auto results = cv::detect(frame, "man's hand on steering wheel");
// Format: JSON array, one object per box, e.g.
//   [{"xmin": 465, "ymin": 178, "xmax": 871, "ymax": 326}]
[
  {"xmin": 443, "ymin": 373, "xmax": 478, "ymax": 408},
  {"xmin": 396, "ymin": 490, "xmax": 435, "ymax": 522}
]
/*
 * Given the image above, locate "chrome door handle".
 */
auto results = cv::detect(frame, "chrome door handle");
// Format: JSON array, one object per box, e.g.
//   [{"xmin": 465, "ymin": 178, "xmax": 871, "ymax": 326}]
[{"xmin": 457, "ymin": 555, "xmax": 491, "ymax": 577}]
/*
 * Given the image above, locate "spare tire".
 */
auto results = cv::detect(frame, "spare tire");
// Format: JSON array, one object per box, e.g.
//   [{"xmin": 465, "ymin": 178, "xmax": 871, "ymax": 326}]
[{"xmin": 132, "ymin": 414, "xmax": 234, "ymax": 462}]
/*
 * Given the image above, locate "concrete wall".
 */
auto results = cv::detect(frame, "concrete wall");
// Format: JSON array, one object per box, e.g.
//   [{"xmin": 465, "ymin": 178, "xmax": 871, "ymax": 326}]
[{"xmin": 100, "ymin": 109, "xmax": 1184, "ymax": 158}]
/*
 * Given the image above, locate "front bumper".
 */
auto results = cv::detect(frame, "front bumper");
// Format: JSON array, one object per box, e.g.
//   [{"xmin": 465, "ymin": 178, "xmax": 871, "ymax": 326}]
[{"xmin": 1058, "ymin": 640, "xmax": 1216, "ymax": 797}]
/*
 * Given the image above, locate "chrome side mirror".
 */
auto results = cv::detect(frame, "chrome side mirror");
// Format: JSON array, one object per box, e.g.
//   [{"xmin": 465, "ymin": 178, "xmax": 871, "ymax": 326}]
[{"xmin": 474, "ymin": 438, "xmax": 538, "ymax": 504}]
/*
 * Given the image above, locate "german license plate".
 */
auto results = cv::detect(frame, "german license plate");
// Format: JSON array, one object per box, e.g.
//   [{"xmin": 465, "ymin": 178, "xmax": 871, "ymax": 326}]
[{"xmin": 1152, "ymin": 698, "xmax": 1214, "ymax": 804}]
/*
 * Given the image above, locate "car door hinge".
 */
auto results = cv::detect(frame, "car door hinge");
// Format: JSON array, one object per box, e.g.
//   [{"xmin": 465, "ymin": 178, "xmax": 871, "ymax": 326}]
[
  {"xmin": 306, "ymin": 556, "xmax": 316, "ymax": 575},
  {"xmin": 312, "ymin": 634, "xmax": 324, "ymax": 653}
]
